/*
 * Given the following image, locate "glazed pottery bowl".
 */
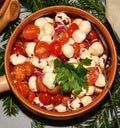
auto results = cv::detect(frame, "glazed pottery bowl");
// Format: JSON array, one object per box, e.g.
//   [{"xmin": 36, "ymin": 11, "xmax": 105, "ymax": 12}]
[{"xmin": 0, "ymin": 6, "xmax": 117, "ymax": 120}]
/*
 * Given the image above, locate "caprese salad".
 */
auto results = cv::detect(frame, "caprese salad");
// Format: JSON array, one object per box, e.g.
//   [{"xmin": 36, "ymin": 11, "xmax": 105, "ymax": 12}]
[{"xmin": 10, "ymin": 12, "xmax": 110, "ymax": 112}]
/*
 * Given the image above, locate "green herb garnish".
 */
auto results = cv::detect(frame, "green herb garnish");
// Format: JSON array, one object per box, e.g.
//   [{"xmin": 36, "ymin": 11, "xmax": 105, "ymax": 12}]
[{"xmin": 54, "ymin": 58, "xmax": 91, "ymax": 95}]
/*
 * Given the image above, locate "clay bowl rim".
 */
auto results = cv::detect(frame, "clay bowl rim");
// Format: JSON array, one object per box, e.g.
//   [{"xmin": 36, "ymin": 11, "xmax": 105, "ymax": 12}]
[{"xmin": 4, "ymin": 6, "xmax": 117, "ymax": 120}]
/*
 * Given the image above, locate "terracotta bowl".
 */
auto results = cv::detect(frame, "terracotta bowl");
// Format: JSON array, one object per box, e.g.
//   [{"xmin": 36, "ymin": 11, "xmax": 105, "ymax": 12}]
[{"xmin": 0, "ymin": 6, "xmax": 117, "ymax": 120}]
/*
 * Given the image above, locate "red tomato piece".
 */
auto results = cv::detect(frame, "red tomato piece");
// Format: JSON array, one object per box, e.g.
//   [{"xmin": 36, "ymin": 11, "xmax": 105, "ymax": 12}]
[
  {"xmin": 12, "ymin": 64, "xmax": 26, "ymax": 81},
  {"xmin": 36, "ymin": 76, "xmax": 47, "ymax": 92},
  {"xmin": 15, "ymin": 81, "xmax": 29, "ymax": 98},
  {"xmin": 38, "ymin": 93, "xmax": 52, "ymax": 105},
  {"xmin": 47, "ymin": 85, "xmax": 60, "ymax": 95},
  {"xmin": 72, "ymin": 42, "xmax": 80, "ymax": 58},
  {"xmin": 87, "ymin": 29, "xmax": 99, "ymax": 41},
  {"xmin": 34, "ymin": 41, "xmax": 49, "ymax": 59},
  {"xmin": 53, "ymin": 29, "xmax": 69, "ymax": 44},
  {"xmin": 67, "ymin": 23, "xmax": 79, "ymax": 37},
  {"xmin": 22, "ymin": 23, "xmax": 40, "ymax": 41},
  {"xmin": 49, "ymin": 40, "xmax": 63, "ymax": 57},
  {"xmin": 52, "ymin": 94, "xmax": 63, "ymax": 105},
  {"xmin": 12, "ymin": 46, "xmax": 25, "ymax": 56},
  {"xmin": 86, "ymin": 67, "xmax": 99, "ymax": 86},
  {"xmin": 28, "ymin": 90, "xmax": 35, "ymax": 103},
  {"xmin": 61, "ymin": 96, "xmax": 69, "ymax": 106},
  {"xmin": 79, "ymin": 41, "xmax": 89, "ymax": 49}
]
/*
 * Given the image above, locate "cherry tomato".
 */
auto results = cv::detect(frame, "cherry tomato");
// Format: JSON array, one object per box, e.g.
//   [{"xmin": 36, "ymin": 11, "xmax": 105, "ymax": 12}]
[
  {"xmin": 49, "ymin": 40, "xmax": 63, "ymax": 57},
  {"xmin": 61, "ymin": 96, "xmax": 69, "ymax": 106},
  {"xmin": 52, "ymin": 94, "xmax": 63, "ymax": 105},
  {"xmin": 38, "ymin": 92, "xmax": 52, "ymax": 105},
  {"xmin": 72, "ymin": 42, "xmax": 80, "ymax": 58},
  {"xmin": 23, "ymin": 61, "xmax": 34, "ymax": 76},
  {"xmin": 12, "ymin": 46, "xmax": 25, "ymax": 56},
  {"xmin": 15, "ymin": 81, "xmax": 29, "ymax": 98},
  {"xmin": 28, "ymin": 90, "xmax": 35, "ymax": 103},
  {"xmin": 34, "ymin": 41, "xmax": 49, "ymax": 59},
  {"xmin": 67, "ymin": 23, "xmax": 79, "ymax": 37},
  {"xmin": 12, "ymin": 64, "xmax": 26, "ymax": 81},
  {"xmin": 36, "ymin": 76, "xmax": 47, "ymax": 92},
  {"xmin": 53, "ymin": 29, "xmax": 69, "ymax": 44},
  {"xmin": 22, "ymin": 23, "xmax": 40, "ymax": 41},
  {"xmin": 87, "ymin": 29, "xmax": 99, "ymax": 41},
  {"xmin": 86, "ymin": 67, "xmax": 99, "ymax": 86},
  {"xmin": 47, "ymin": 85, "xmax": 60, "ymax": 95}
]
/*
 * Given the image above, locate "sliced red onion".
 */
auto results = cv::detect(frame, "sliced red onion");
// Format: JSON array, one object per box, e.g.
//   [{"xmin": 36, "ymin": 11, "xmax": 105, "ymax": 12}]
[
  {"xmin": 54, "ymin": 21, "xmax": 66, "ymax": 31},
  {"xmin": 32, "ymin": 69, "xmax": 44, "ymax": 77}
]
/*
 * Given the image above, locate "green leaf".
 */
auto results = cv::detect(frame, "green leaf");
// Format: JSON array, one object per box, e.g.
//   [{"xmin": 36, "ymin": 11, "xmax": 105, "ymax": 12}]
[{"xmin": 81, "ymin": 58, "xmax": 92, "ymax": 65}]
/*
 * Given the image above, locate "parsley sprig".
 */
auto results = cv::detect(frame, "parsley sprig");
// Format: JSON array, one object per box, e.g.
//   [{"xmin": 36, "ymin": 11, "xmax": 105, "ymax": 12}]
[{"xmin": 54, "ymin": 58, "xmax": 92, "ymax": 95}]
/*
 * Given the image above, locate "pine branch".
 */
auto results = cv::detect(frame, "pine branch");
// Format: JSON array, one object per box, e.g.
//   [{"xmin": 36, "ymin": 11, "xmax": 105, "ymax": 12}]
[
  {"xmin": 31, "ymin": 120, "xmax": 45, "ymax": 128},
  {"xmin": 0, "ymin": 51, "xmax": 5, "ymax": 76},
  {"xmin": 2, "ymin": 93, "xmax": 19, "ymax": 116}
]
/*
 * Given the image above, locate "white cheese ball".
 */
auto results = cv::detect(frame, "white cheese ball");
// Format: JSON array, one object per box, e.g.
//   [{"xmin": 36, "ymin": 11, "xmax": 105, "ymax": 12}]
[
  {"xmin": 79, "ymin": 20, "xmax": 91, "ymax": 34},
  {"xmin": 32, "ymin": 56, "xmax": 47, "ymax": 69},
  {"xmin": 55, "ymin": 104, "xmax": 67, "ymax": 112},
  {"xmin": 92, "ymin": 56, "xmax": 100, "ymax": 65},
  {"xmin": 28, "ymin": 76, "xmax": 37, "ymax": 92},
  {"xmin": 72, "ymin": 18, "xmax": 83, "ymax": 26},
  {"xmin": 94, "ymin": 87, "xmax": 103, "ymax": 93},
  {"xmin": 72, "ymin": 29, "xmax": 86, "ymax": 43},
  {"xmin": 33, "ymin": 97, "xmax": 43, "ymax": 107},
  {"xmin": 55, "ymin": 12, "xmax": 71, "ymax": 25},
  {"xmin": 80, "ymin": 49, "xmax": 91, "ymax": 59},
  {"xmin": 80, "ymin": 96, "xmax": 92, "ymax": 107},
  {"xmin": 88, "ymin": 42, "xmax": 104, "ymax": 56},
  {"xmin": 34, "ymin": 17, "xmax": 48, "ymax": 28},
  {"xmin": 46, "ymin": 55, "xmax": 56, "ymax": 67},
  {"xmin": 25, "ymin": 42, "xmax": 36, "ymax": 57},
  {"xmin": 95, "ymin": 73, "xmax": 106, "ymax": 87},
  {"xmin": 40, "ymin": 35, "xmax": 52, "ymax": 44},
  {"xmin": 86, "ymin": 86, "xmax": 95, "ymax": 96},
  {"xmin": 37, "ymin": 30, "xmax": 44, "ymax": 41},
  {"xmin": 62, "ymin": 43, "xmax": 74, "ymax": 58},
  {"xmin": 42, "ymin": 23, "xmax": 55, "ymax": 36},
  {"xmin": 42, "ymin": 72, "xmax": 56, "ymax": 89},
  {"xmin": 42, "ymin": 65, "xmax": 54, "ymax": 73},
  {"xmin": 10, "ymin": 54, "xmax": 26, "ymax": 65},
  {"xmin": 45, "ymin": 17, "xmax": 54, "ymax": 24},
  {"xmin": 67, "ymin": 38, "xmax": 75, "ymax": 45},
  {"xmin": 68, "ymin": 97, "xmax": 81, "ymax": 111},
  {"xmin": 99, "ymin": 54, "xmax": 107, "ymax": 69},
  {"xmin": 77, "ymin": 88, "xmax": 87, "ymax": 98}
]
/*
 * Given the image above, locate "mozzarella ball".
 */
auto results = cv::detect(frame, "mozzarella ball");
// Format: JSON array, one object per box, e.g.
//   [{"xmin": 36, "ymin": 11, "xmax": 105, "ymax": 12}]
[
  {"xmin": 79, "ymin": 20, "xmax": 91, "ymax": 34},
  {"xmin": 40, "ymin": 35, "xmax": 52, "ymax": 44},
  {"xmin": 95, "ymin": 73, "xmax": 106, "ymax": 87},
  {"xmin": 88, "ymin": 42, "xmax": 104, "ymax": 56},
  {"xmin": 25, "ymin": 42, "xmax": 36, "ymax": 57},
  {"xmin": 32, "ymin": 56, "xmax": 47, "ymax": 69},
  {"xmin": 80, "ymin": 49, "xmax": 91, "ymax": 59},
  {"xmin": 42, "ymin": 23, "xmax": 55, "ymax": 36},
  {"xmin": 34, "ymin": 17, "xmax": 48, "ymax": 28},
  {"xmin": 92, "ymin": 56, "xmax": 100, "ymax": 65},
  {"xmin": 55, "ymin": 12, "xmax": 71, "ymax": 25},
  {"xmin": 94, "ymin": 87, "xmax": 103, "ymax": 93},
  {"xmin": 80, "ymin": 96, "xmax": 92, "ymax": 107},
  {"xmin": 72, "ymin": 30, "xmax": 86, "ymax": 43},
  {"xmin": 28, "ymin": 76, "xmax": 37, "ymax": 92},
  {"xmin": 37, "ymin": 30, "xmax": 44, "ymax": 40},
  {"xmin": 44, "ymin": 104, "xmax": 54, "ymax": 111},
  {"xmin": 86, "ymin": 86, "xmax": 95, "ymax": 96},
  {"xmin": 67, "ymin": 38, "xmax": 75, "ymax": 45},
  {"xmin": 46, "ymin": 55, "xmax": 56, "ymax": 67},
  {"xmin": 55, "ymin": 104, "xmax": 67, "ymax": 112},
  {"xmin": 62, "ymin": 43, "xmax": 74, "ymax": 58},
  {"xmin": 42, "ymin": 65, "xmax": 54, "ymax": 73},
  {"xmin": 99, "ymin": 54, "xmax": 107, "ymax": 69},
  {"xmin": 72, "ymin": 18, "xmax": 83, "ymax": 26},
  {"xmin": 68, "ymin": 97, "xmax": 81, "ymax": 111},
  {"xmin": 45, "ymin": 17, "xmax": 54, "ymax": 24},
  {"xmin": 42, "ymin": 72, "xmax": 56, "ymax": 89},
  {"xmin": 33, "ymin": 97, "xmax": 43, "ymax": 107},
  {"xmin": 10, "ymin": 54, "xmax": 26, "ymax": 65},
  {"xmin": 77, "ymin": 88, "xmax": 87, "ymax": 98}
]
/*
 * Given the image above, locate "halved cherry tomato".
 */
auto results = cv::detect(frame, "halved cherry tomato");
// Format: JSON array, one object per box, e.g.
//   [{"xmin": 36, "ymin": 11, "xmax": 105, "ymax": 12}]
[
  {"xmin": 52, "ymin": 94, "xmax": 63, "ymax": 105},
  {"xmin": 87, "ymin": 29, "xmax": 99, "ymax": 41},
  {"xmin": 72, "ymin": 42, "xmax": 80, "ymax": 58},
  {"xmin": 22, "ymin": 23, "xmax": 40, "ymax": 41},
  {"xmin": 15, "ymin": 81, "xmax": 29, "ymax": 98},
  {"xmin": 53, "ymin": 29, "xmax": 69, "ymax": 44},
  {"xmin": 49, "ymin": 40, "xmax": 63, "ymax": 57},
  {"xmin": 67, "ymin": 23, "xmax": 79, "ymax": 37},
  {"xmin": 12, "ymin": 64, "xmax": 26, "ymax": 81},
  {"xmin": 11, "ymin": 46, "xmax": 25, "ymax": 56},
  {"xmin": 23, "ymin": 61, "xmax": 34, "ymax": 76},
  {"xmin": 47, "ymin": 85, "xmax": 60, "ymax": 95},
  {"xmin": 86, "ymin": 67, "xmax": 99, "ymax": 86},
  {"xmin": 34, "ymin": 41, "xmax": 49, "ymax": 59},
  {"xmin": 36, "ymin": 76, "xmax": 47, "ymax": 92},
  {"xmin": 38, "ymin": 92, "xmax": 52, "ymax": 105},
  {"xmin": 28, "ymin": 90, "xmax": 35, "ymax": 103}
]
